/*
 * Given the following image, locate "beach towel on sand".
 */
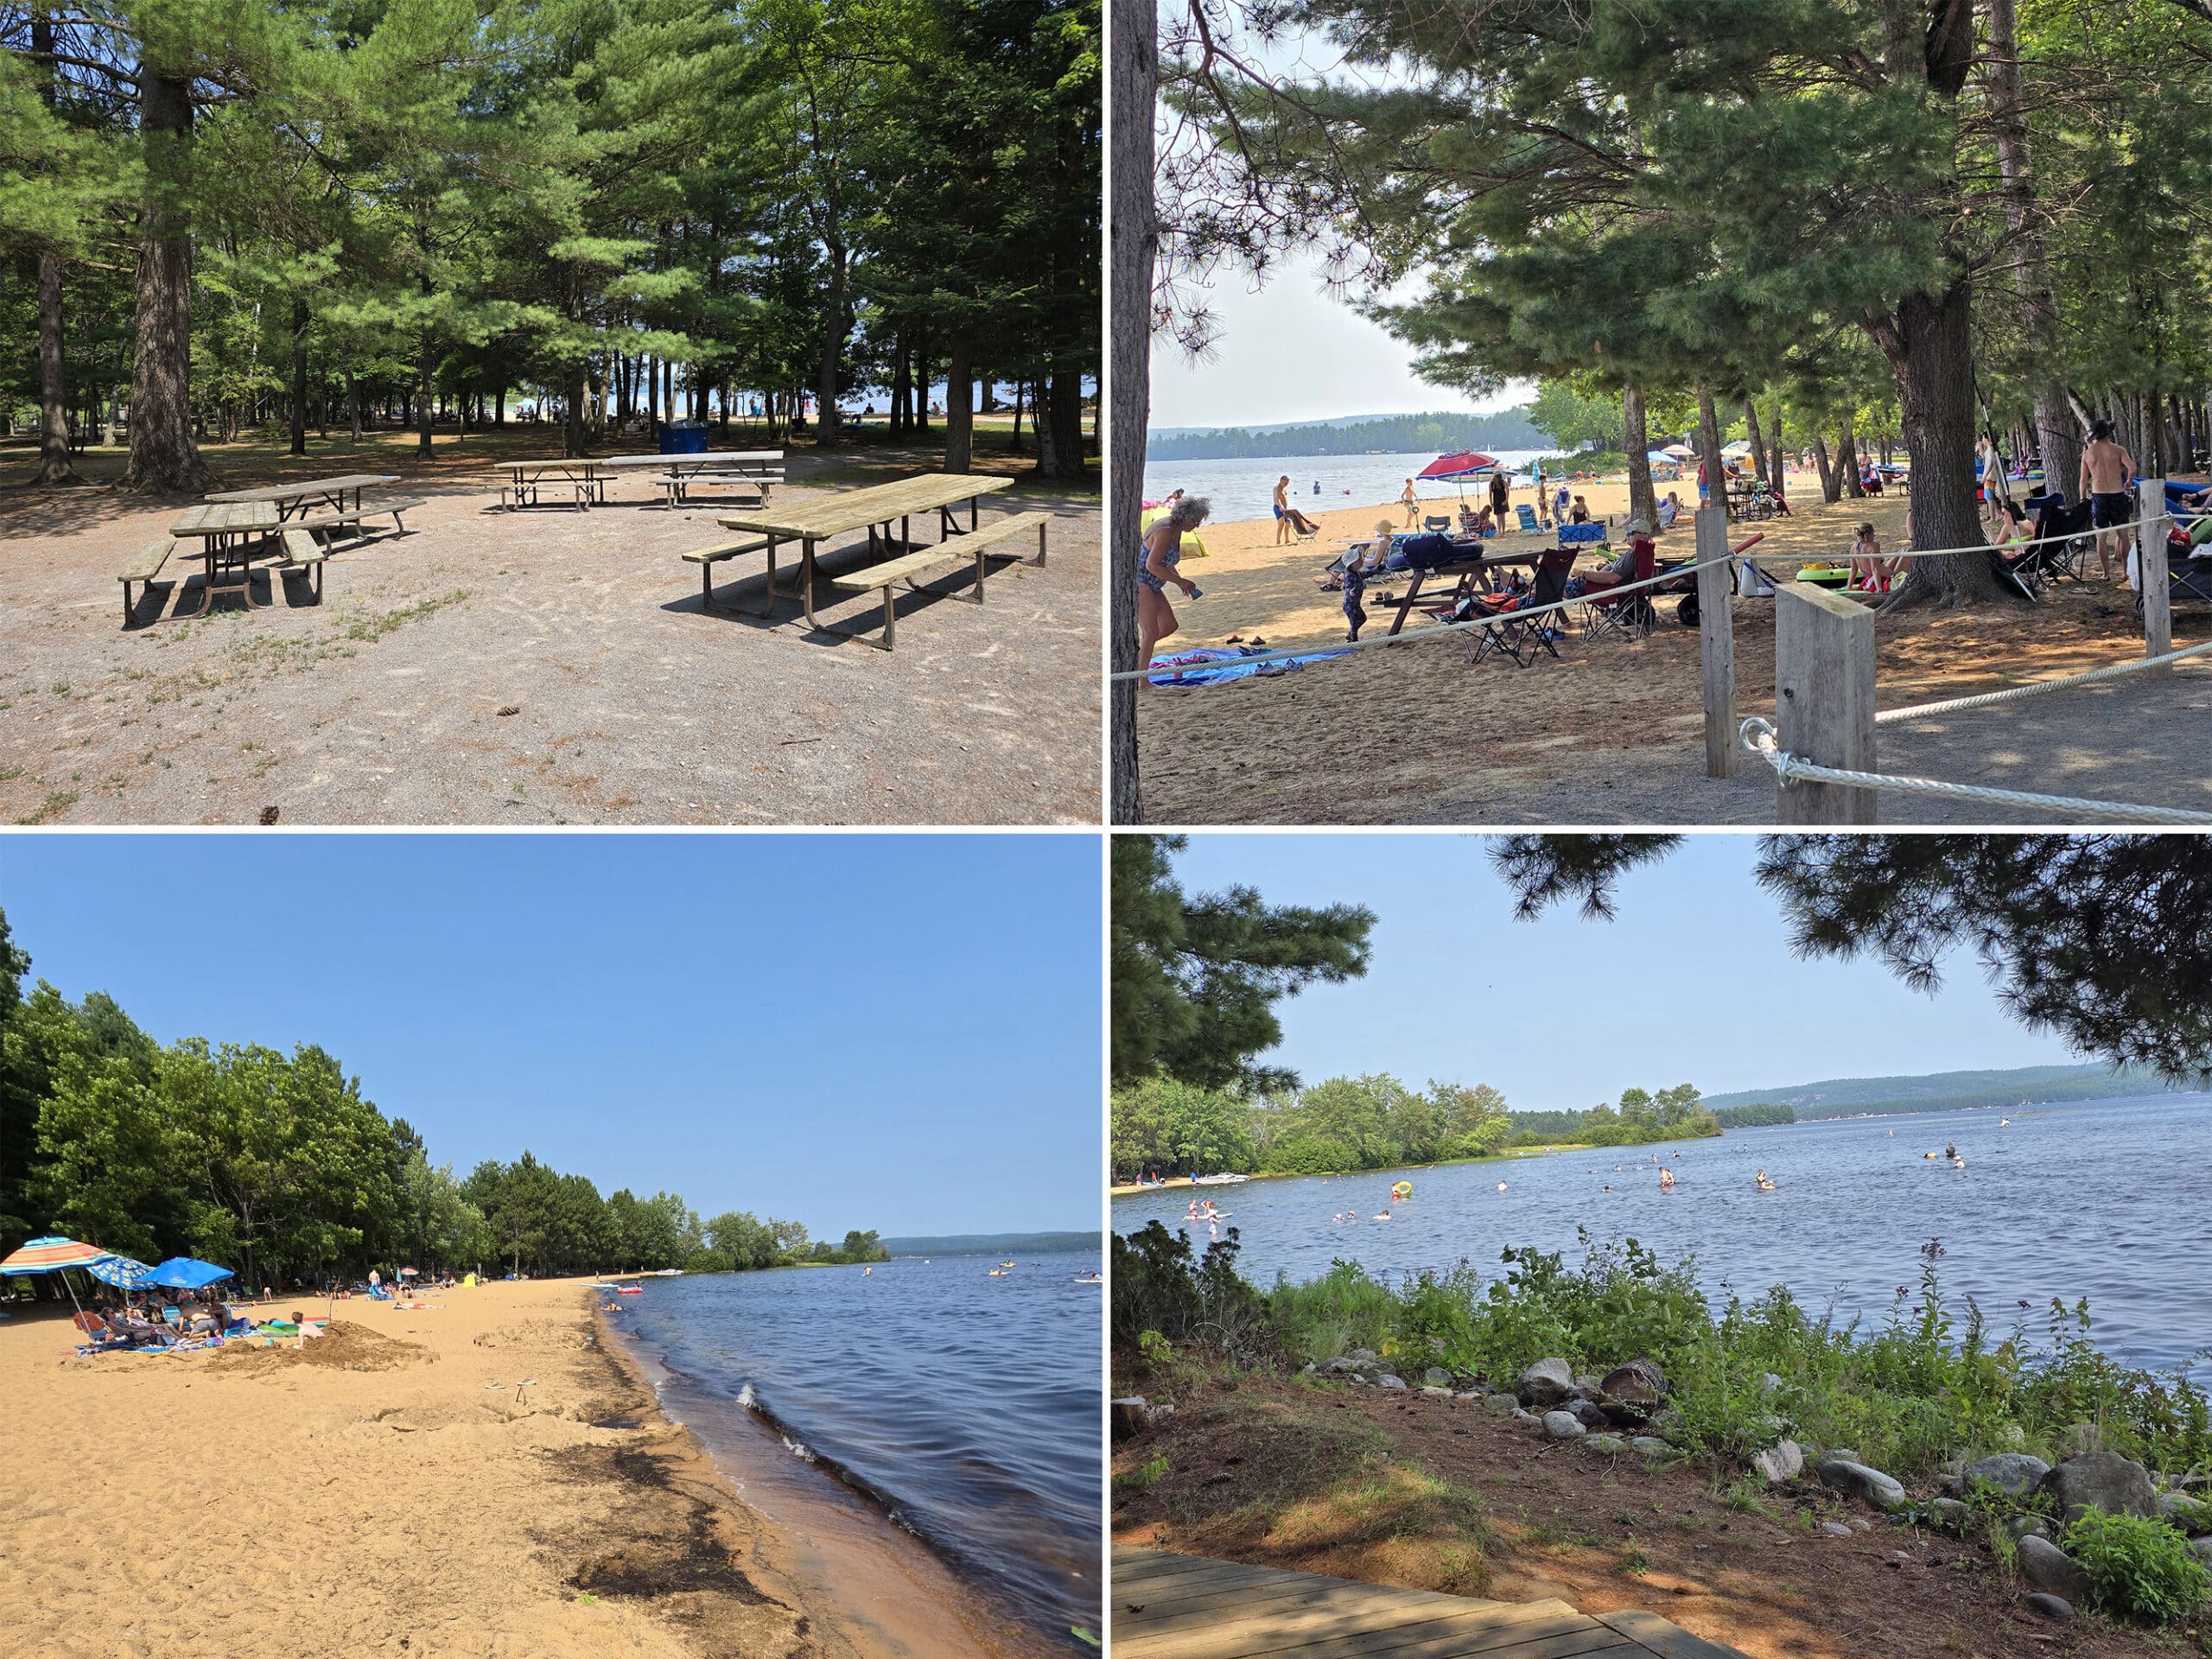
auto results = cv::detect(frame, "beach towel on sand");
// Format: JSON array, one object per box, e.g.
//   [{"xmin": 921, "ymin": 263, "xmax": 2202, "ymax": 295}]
[{"xmin": 1147, "ymin": 645, "xmax": 1355, "ymax": 687}]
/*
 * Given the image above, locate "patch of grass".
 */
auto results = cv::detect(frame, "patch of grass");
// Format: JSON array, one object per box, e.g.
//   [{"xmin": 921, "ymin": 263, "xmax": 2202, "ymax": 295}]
[
  {"xmin": 1719, "ymin": 1472, "xmax": 1774, "ymax": 1516},
  {"xmin": 1618, "ymin": 1537, "xmax": 1651, "ymax": 1577},
  {"xmin": 16, "ymin": 789, "xmax": 77, "ymax": 824},
  {"xmin": 345, "ymin": 588, "xmax": 467, "ymax": 642},
  {"xmin": 1115, "ymin": 1452, "xmax": 1170, "ymax": 1493}
]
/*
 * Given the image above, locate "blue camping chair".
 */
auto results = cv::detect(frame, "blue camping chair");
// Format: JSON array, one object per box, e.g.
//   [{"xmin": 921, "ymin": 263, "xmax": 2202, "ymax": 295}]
[{"xmin": 1515, "ymin": 505, "xmax": 1540, "ymax": 534}]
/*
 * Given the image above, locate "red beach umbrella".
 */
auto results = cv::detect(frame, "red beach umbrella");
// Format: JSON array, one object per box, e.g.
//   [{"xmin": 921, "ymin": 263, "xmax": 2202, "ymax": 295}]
[{"xmin": 1415, "ymin": 450, "xmax": 1499, "ymax": 480}]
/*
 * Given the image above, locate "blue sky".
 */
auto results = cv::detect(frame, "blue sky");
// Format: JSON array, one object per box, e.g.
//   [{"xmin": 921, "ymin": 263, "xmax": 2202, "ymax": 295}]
[
  {"xmin": 1161, "ymin": 834, "xmax": 2078, "ymax": 1106},
  {"xmin": 0, "ymin": 835, "xmax": 1101, "ymax": 1238}
]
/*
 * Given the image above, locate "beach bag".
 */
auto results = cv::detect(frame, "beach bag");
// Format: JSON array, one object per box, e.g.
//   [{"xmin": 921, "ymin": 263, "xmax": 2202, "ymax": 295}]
[
  {"xmin": 1738, "ymin": 558, "xmax": 1776, "ymax": 597},
  {"xmin": 1397, "ymin": 532, "xmax": 1456, "ymax": 569}
]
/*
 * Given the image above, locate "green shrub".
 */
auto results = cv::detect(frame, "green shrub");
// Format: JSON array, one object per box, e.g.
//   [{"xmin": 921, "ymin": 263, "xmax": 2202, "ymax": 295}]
[
  {"xmin": 1137, "ymin": 1329, "xmax": 1172, "ymax": 1369},
  {"xmin": 1268, "ymin": 1259, "xmax": 1394, "ymax": 1362},
  {"xmin": 2059, "ymin": 1510, "xmax": 2210, "ymax": 1621}
]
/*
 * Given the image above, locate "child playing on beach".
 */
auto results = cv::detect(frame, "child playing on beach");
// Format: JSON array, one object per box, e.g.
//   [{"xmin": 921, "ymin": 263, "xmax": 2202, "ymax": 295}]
[
  {"xmin": 1400, "ymin": 479, "xmax": 1420, "ymax": 527},
  {"xmin": 1343, "ymin": 519, "xmax": 1394, "ymax": 642}
]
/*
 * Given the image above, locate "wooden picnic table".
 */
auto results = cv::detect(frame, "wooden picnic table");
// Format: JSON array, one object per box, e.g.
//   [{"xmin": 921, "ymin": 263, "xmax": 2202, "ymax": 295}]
[
  {"xmin": 170, "ymin": 501, "xmax": 281, "ymax": 615},
  {"xmin": 717, "ymin": 472, "xmax": 1013, "ymax": 632},
  {"xmin": 204, "ymin": 474, "xmax": 400, "ymax": 521},
  {"xmin": 595, "ymin": 450, "xmax": 782, "ymax": 471},
  {"xmin": 1376, "ymin": 542, "xmax": 1564, "ymax": 635},
  {"xmin": 502, "ymin": 458, "xmax": 607, "ymax": 506}
]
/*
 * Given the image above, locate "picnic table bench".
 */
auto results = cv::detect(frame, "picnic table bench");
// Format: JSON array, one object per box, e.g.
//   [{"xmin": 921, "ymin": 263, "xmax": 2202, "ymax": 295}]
[
  {"xmin": 118, "ymin": 537, "xmax": 177, "ymax": 626},
  {"xmin": 823, "ymin": 510, "xmax": 1052, "ymax": 649},
  {"xmin": 290, "ymin": 496, "xmax": 425, "ymax": 545},
  {"xmin": 709, "ymin": 473, "xmax": 1026, "ymax": 648},
  {"xmin": 595, "ymin": 451, "xmax": 784, "ymax": 507}
]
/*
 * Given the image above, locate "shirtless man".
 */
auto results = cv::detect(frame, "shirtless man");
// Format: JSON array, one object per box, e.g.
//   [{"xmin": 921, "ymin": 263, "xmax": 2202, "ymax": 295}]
[{"xmin": 2079, "ymin": 419, "xmax": 2138, "ymax": 583}]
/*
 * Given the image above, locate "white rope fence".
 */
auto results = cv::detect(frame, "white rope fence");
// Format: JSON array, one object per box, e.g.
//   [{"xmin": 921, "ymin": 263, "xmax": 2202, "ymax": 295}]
[
  {"xmin": 1738, "ymin": 717, "xmax": 2212, "ymax": 824},
  {"xmin": 1111, "ymin": 512, "xmax": 2165, "ymax": 683}
]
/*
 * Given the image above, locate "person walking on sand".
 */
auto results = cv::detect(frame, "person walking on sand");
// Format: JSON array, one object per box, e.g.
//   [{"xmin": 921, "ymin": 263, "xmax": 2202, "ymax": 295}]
[
  {"xmin": 1343, "ymin": 518, "xmax": 1394, "ymax": 642},
  {"xmin": 1274, "ymin": 475, "xmax": 1294, "ymax": 543},
  {"xmin": 2079, "ymin": 419, "xmax": 2138, "ymax": 584},
  {"xmin": 1135, "ymin": 495, "xmax": 1208, "ymax": 689},
  {"xmin": 1401, "ymin": 478, "xmax": 1420, "ymax": 527}
]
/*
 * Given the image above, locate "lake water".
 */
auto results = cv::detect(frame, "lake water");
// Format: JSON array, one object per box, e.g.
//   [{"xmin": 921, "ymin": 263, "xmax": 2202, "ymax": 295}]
[
  {"xmin": 605, "ymin": 1249, "xmax": 1103, "ymax": 1649},
  {"xmin": 1111, "ymin": 1096, "xmax": 2212, "ymax": 1371},
  {"xmin": 1143, "ymin": 449, "xmax": 1554, "ymax": 526}
]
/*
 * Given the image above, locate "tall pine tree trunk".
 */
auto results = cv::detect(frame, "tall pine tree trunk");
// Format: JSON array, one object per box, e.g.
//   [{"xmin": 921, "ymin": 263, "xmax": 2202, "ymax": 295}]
[
  {"xmin": 1694, "ymin": 390, "xmax": 1723, "ymax": 508},
  {"xmin": 1984, "ymin": 0, "xmax": 2079, "ymax": 504},
  {"xmin": 1623, "ymin": 385, "xmax": 1655, "ymax": 524},
  {"xmin": 1872, "ymin": 282, "xmax": 2006, "ymax": 607},
  {"xmin": 1046, "ymin": 369, "xmax": 1084, "ymax": 480},
  {"xmin": 1109, "ymin": 0, "xmax": 1155, "ymax": 823},
  {"xmin": 28, "ymin": 5, "xmax": 73, "ymax": 482},
  {"xmin": 35, "ymin": 254, "xmax": 75, "ymax": 484},
  {"xmin": 125, "ymin": 73, "xmax": 211, "ymax": 493},
  {"xmin": 564, "ymin": 365, "xmax": 588, "ymax": 458},
  {"xmin": 816, "ymin": 242, "xmax": 848, "ymax": 444},
  {"xmin": 1743, "ymin": 397, "xmax": 1770, "ymax": 487},
  {"xmin": 1813, "ymin": 435, "xmax": 1839, "ymax": 503},
  {"xmin": 289, "ymin": 298, "xmax": 308, "ymax": 457},
  {"xmin": 1839, "ymin": 427, "xmax": 1864, "ymax": 499},
  {"xmin": 944, "ymin": 339, "xmax": 975, "ymax": 474}
]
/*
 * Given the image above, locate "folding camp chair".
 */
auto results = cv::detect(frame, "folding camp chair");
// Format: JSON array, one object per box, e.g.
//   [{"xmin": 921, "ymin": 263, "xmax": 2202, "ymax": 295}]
[
  {"xmin": 1515, "ymin": 505, "xmax": 1540, "ymax": 534},
  {"xmin": 1423, "ymin": 515, "xmax": 1452, "ymax": 533},
  {"xmin": 1581, "ymin": 537, "xmax": 1659, "ymax": 642},
  {"xmin": 2025, "ymin": 494, "xmax": 2094, "ymax": 582}
]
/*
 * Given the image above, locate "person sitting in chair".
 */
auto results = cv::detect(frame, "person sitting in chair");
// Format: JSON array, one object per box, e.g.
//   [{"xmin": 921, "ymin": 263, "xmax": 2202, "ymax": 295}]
[
  {"xmin": 1583, "ymin": 517, "xmax": 1653, "ymax": 590},
  {"xmin": 1656, "ymin": 491, "xmax": 1681, "ymax": 531}
]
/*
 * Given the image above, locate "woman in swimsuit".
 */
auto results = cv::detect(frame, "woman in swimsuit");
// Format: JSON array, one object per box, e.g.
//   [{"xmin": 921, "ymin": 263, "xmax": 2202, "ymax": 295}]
[{"xmin": 1137, "ymin": 495, "xmax": 1210, "ymax": 687}]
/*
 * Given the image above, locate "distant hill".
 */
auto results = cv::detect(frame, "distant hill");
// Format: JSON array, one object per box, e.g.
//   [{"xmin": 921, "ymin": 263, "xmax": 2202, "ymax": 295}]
[
  {"xmin": 879, "ymin": 1230, "xmax": 1096, "ymax": 1256},
  {"xmin": 1702, "ymin": 1063, "xmax": 2192, "ymax": 1120},
  {"xmin": 1146, "ymin": 409, "xmax": 1553, "ymax": 461}
]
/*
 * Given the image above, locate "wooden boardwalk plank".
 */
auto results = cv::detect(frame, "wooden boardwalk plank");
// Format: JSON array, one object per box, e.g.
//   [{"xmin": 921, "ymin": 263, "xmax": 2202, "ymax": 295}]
[
  {"xmin": 1112, "ymin": 1548, "xmax": 1752, "ymax": 1659},
  {"xmin": 1122, "ymin": 1603, "xmax": 1618, "ymax": 1659}
]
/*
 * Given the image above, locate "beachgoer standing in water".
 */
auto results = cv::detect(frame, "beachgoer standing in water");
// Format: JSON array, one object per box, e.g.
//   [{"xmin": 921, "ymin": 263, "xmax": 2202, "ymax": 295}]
[
  {"xmin": 2079, "ymin": 419, "xmax": 2138, "ymax": 584},
  {"xmin": 1135, "ymin": 495, "xmax": 1208, "ymax": 689}
]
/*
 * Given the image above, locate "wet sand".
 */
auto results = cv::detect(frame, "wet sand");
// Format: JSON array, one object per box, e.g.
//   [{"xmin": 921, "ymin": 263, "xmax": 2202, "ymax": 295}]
[
  {"xmin": 601, "ymin": 1311, "xmax": 1037, "ymax": 1659},
  {"xmin": 0, "ymin": 1277, "xmax": 1013, "ymax": 1658}
]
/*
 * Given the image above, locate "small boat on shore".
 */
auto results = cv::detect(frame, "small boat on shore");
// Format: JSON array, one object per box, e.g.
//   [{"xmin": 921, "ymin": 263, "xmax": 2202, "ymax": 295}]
[{"xmin": 1192, "ymin": 1173, "xmax": 1249, "ymax": 1186}]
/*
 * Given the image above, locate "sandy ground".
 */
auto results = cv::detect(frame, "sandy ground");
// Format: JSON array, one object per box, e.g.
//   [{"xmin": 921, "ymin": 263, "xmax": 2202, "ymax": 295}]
[
  {"xmin": 0, "ymin": 1278, "xmax": 1020, "ymax": 1659},
  {"xmin": 1112, "ymin": 1373, "xmax": 2173, "ymax": 1659},
  {"xmin": 0, "ymin": 432, "xmax": 1099, "ymax": 825},
  {"xmin": 1135, "ymin": 483, "xmax": 2212, "ymax": 824}
]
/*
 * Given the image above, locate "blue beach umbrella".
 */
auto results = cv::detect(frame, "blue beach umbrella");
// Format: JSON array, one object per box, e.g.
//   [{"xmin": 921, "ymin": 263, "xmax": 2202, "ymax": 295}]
[
  {"xmin": 86, "ymin": 1255, "xmax": 156, "ymax": 1289},
  {"xmin": 145, "ymin": 1257, "xmax": 236, "ymax": 1291}
]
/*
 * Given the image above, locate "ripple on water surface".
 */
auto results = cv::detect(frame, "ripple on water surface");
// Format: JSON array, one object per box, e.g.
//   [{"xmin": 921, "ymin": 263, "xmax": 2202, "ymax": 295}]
[{"xmin": 608, "ymin": 1250, "xmax": 1103, "ymax": 1649}]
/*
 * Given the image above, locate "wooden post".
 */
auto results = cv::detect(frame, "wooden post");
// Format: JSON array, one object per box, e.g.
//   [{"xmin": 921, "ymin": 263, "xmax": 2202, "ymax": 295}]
[
  {"xmin": 1694, "ymin": 505, "xmax": 1736, "ymax": 777},
  {"xmin": 1774, "ymin": 580, "xmax": 1878, "ymax": 824},
  {"xmin": 2139, "ymin": 475, "xmax": 2171, "ymax": 670}
]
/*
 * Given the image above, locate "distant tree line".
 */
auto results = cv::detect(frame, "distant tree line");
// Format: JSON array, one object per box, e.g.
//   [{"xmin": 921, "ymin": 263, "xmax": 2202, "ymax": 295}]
[
  {"xmin": 0, "ymin": 906, "xmax": 884, "ymax": 1289},
  {"xmin": 1111, "ymin": 1073, "xmax": 1723, "ymax": 1182},
  {"xmin": 1712, "ymin": 1102, "xmax": 1797, "ymax": 1129},
  {"xmin": 1145, "ymin": 408, "xmax": 1551, "ymax": 462}
]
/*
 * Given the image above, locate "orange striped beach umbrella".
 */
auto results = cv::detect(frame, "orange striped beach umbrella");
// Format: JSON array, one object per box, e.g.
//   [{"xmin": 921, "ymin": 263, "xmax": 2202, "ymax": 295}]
[{"xmin": 0, "ymin": 1236, "xmax": 115, "ymax": 1274}]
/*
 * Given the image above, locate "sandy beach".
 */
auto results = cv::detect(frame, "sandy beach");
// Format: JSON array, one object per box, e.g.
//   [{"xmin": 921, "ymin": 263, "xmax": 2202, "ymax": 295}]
[
  {"xmin": 1135, "ymin": 478, "xmax": 2212, "ymax": 823},
  {"xmin": 0, "ymin": 1278, "xmax": 1020, "ymax": 1659}
]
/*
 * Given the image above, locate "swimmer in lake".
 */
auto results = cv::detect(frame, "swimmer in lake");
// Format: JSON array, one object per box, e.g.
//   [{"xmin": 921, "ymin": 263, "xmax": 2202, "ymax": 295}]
[
  {"xmin": 1659, "ymin": 1169, "xmax": 1675, "ymax": 1192},
  {"xmin": 1755, "ymin": 1169, "xmax": 1777, "ymax": 1192}
]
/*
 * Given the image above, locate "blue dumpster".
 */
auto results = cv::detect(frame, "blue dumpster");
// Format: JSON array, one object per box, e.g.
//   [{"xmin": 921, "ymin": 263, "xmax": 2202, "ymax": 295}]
[{"xmin": 659, "ymin": 421, "xmax": 708, "ymax": 455}]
